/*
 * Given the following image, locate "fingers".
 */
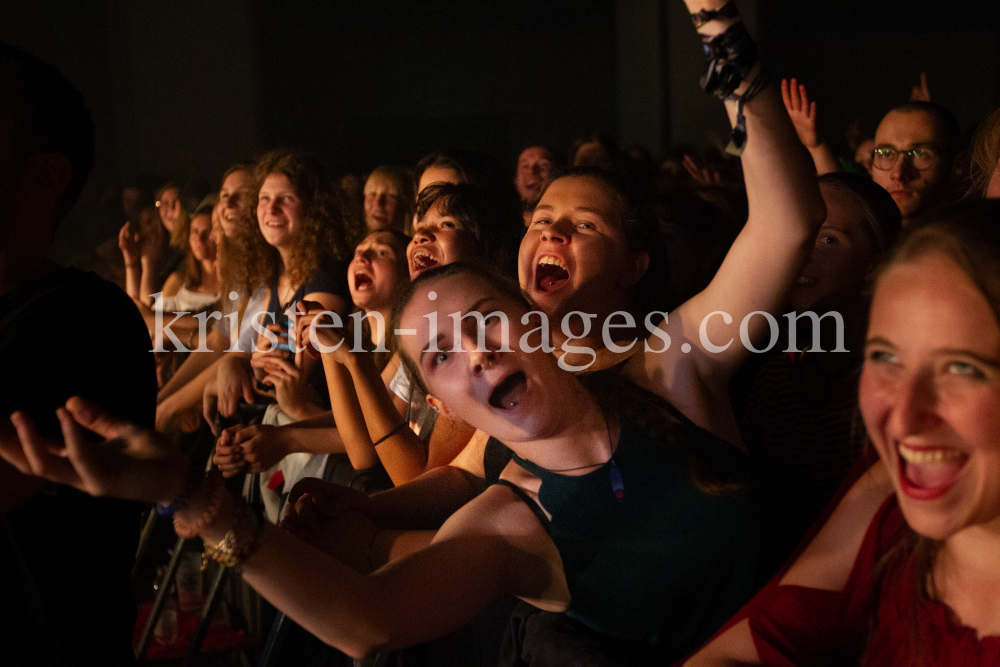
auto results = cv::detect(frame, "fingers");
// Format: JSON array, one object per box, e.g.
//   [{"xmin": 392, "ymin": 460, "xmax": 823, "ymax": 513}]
[
  {"xmin": 232, "ymin": 424, "xmax": 259, "ymax": 445},
  {"xmin": 213, "ymin": 435, "xmax": 245, "ymax": 477},
  {"xmin": 64, "ymin": 397, "xmax": 127, "ymax": 441},
  {"xmin": 2, "ymin": 413, "xmax": 37, "ymax": 474},
  {"xmin": 297, "ymin": 299, "xmax": 324, "ymax": 314},
  {"xmin": 241, "ymin": 376, "xmax": 255, "ymax": 406},
  {"xmin": 286, "ymin": 477, "xmax": 331, "ymax": 505},
  {"xmin": 203, "ymin": 390, "xmax": 220, "ymax": 431},
  {"xmin": 10, "ymin": 411, "xmax": 79, "ymax": 486},
  {"xmin": 780, "ymin": 78, "xmax": 792, "ymax": 110}
]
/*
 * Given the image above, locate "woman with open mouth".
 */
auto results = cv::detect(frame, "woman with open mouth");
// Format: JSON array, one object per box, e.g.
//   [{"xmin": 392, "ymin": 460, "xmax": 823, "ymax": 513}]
[
  {"xmin": 684, "ymin": 201, "xmax": 1000, "ymax": 666},
  {"xmin": 212, "ymin": 181, "xmax": 523, "ymax": 488},
  {"xmin": 0, "ymin": 1, "xmax": 828, "ymax": 663}
]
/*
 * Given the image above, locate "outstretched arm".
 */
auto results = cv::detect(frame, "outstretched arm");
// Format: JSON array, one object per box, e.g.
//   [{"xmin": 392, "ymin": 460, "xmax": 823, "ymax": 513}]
[
  {"xmin": 0, "ymin": 401, "xmax": 559, "ymax": 659},
  {"xmin": 781, "ymin": 77, "xmax": 841, "ymax": 175},
  {"xmin": 631, "ymin": 0, "xmax": 825, "ymax": 441}
]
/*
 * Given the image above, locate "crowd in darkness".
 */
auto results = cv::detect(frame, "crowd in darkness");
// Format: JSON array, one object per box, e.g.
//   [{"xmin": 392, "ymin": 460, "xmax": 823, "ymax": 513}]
[{"xmin": 2, "ymin": 1, "xmax": 1000, "ymax": 665}]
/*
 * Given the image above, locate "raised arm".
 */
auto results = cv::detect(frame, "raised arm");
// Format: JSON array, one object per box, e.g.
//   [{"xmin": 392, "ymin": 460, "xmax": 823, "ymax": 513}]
[
  {"xmin": 781, "ymin": 77, "xmax": 842, "ymax": 175},
  {"xmin": 630, "ymin": 0, "xmax": 825, "ymax": 439}
]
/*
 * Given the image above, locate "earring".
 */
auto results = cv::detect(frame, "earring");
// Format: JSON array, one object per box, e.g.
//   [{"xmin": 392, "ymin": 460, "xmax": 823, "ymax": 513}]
[{"xmin": 431, "ymin": 405, "xmax": 439, "ymax": 413}]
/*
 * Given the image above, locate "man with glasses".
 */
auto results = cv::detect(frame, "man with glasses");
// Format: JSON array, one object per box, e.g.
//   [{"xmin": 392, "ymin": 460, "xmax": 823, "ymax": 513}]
[{"xmin": 870, "ymin": 101, "xmax": 960, "ymax": 224}]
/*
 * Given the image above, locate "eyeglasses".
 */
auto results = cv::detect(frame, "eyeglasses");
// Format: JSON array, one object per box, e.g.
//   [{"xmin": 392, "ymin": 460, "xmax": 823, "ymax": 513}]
[{"xmin": 871, "ymin": 146, "xmax": 939, "ymax": 171}]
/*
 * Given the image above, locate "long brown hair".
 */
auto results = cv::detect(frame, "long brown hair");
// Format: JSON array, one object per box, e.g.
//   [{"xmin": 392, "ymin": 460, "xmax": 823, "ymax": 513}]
[
  {"xmin": 232, "ymin": 149, "xmax": 364, "ymax": 300},
  {"xmin": 865, "ymin": 199, "xmax": 1000, "ymax": 664}
]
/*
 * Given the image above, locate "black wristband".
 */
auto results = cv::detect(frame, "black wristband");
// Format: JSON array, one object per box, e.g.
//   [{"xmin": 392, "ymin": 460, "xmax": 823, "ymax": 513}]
[{"xmin": 690, "ymin": 1, "xmax": 739, "ymax": 29}]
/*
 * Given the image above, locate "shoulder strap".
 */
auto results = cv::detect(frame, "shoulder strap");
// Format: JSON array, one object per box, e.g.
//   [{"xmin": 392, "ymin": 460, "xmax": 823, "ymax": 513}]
[{"xmin": 494, "ymin": 480, "xmax": 551, "ymax": 533}]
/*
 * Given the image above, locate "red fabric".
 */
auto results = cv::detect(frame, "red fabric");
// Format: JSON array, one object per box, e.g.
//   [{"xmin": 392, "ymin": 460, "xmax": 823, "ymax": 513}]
[
  {"xmin": 133, "ymin": 600, "xmax": 253, "ymax": 660},
  {"xmin": 749, "ymin": 498, "xmax": 1000, "ymax": 666},
  {"xmin": 266, "ymin": 469, "xmax": 286, "ymax": 491}
]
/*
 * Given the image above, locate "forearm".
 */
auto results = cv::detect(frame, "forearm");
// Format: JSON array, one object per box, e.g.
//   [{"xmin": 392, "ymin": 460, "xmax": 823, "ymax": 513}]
[
  {"xmin": 283, "ymin": 423, "xmax": 346, "ymax": 456},
  {"xmin": 322, "ymin": 357, "xmax": 379, "ymax": 470},
  {"xmin": 138, "ymin": 257, "xmax": 158, "ymax": 307},
  {"xmin": 158, "ymin": 336, "xmax": 226, "ymax": 402},
  {"xmin": 367, "ymin": 465, "xmax": 487, "ymax": 529},
  {"xmin": 343, "ymin": 353, "xmax": 428, "ymax": 484},
  {"xmin": 158, "ymin": 355, "xmax": 226, "ymax": 419},
  {"xmin": 230, "ymin": 520, "xmax": 507, "ymax": 657},
  {"xmin": 124, "ymin": 261, "xmax": 142, "ymax": 301},
  {"xmin": 807, "ymin": 143, "xmax": 842, "ymax": 176}
]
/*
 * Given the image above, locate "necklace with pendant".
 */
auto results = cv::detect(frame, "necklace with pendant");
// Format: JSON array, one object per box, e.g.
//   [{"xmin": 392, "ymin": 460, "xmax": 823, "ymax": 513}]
[{"xmin": 541, "ymin": 408, "xmax": 624, "ymax": 502}]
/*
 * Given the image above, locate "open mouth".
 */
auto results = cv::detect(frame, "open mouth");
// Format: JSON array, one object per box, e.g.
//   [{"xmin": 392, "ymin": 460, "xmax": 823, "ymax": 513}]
[
  {"xmin": 488, "ymin": 371, "xmax": 527, "ymax": 410},
  {"xmin": 354, "ymin": 272, "xmax": 373, "ymax": 291},
  {"xmin": 898, "ymin": 443, "xmax": 968, "ymax": 500},
  {"xmin": 796, "ymin": 275, "xmax": 816, "ymax": 287},
  {"xmin": 412, "ymin": 252, "xmax": 439, "ymax": 273},
  {"xmin": 535, "ymin": 256, "xmax": 569, "ymax": 293}
]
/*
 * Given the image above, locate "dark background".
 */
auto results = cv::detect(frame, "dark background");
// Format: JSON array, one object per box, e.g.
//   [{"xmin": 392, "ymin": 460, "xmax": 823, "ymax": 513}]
[{"xmin": 2, "ymin": 0, "xmax": 998, "ymax": 264}]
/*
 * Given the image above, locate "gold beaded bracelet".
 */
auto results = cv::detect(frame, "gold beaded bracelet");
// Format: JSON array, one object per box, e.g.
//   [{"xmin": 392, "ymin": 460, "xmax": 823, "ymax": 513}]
[{"xmin": 202, "ymin": 501, "xmax": 265, "ymax": 571}]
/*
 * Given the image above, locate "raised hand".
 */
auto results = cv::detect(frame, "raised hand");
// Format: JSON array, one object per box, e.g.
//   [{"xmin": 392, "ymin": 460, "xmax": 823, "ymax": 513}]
[
  {"xmin": 910, "ymin": 71, "xmax": 931, "ymax": 102},
  {"xmin": 295, "ymin": 300, "xmax": 350, "ymax": 362},
  {"xmin": 781, "ymin": 78, "xmax": 820, "ymax": 148},
  {"xmin": 3, "ymin": 396, "xmax": 189, "ymax": 503},
  {"xmin": 118, "ymin": 221, "xmax": 142, "ymax": 265},
  {"xmin": 683, "ymin": 154, "xmax": 722, "ymax": 186}
]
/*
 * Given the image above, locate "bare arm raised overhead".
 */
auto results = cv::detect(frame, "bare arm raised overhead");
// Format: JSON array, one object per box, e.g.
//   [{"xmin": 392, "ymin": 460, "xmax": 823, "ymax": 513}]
[{"xmin": 626, "ymin": 0, "xmax": 826, "ymax": 445}]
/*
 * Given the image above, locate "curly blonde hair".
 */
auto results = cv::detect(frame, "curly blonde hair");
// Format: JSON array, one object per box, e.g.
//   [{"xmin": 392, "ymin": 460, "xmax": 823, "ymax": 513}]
[{"xmin": 231, "ymin": 149, "xmax": 364, "ymax": 300}]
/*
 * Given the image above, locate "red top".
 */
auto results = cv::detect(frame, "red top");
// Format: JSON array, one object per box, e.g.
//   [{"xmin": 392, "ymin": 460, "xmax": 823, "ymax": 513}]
[{"xmin": 748, "ymin": 497, "xmax": 1000, "ymax": 666}]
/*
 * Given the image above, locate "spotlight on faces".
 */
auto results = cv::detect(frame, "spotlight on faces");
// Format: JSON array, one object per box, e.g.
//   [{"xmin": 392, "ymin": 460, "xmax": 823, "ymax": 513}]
[
  {"xmin": 871, "ymin": 110, "xmax": 951, "ymax": 220},
  {"xmin": 515, "ymin": 146, "xmax": 555, "ymax": 205}
]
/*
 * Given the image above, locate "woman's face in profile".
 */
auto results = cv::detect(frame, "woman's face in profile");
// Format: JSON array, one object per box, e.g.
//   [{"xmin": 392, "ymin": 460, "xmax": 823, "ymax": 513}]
[{"xmin": 860, "ymin": 250, "xmax": 1000, "ymax": 541}]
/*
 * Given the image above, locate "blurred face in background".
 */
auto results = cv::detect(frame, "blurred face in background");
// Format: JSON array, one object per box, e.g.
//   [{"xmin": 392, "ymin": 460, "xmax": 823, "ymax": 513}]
[
  {"xmin": 515, "ymin": 146, "xmax": 555, "ymax": 205},
  {"xmin": 188, "ymin": 213, "xmax": 216, "ymax": 262},
  {"xmin": 217, "ymin": 169, "xmax": 248, "ymax": 238},
  {"xmin": 363, "ymin": 172, "xmax": 402, "ymax": 232},
  {"xmin": 789, "ymin": 183, "xmax": 877, "ymax": 313},
  {"xmin": 157, "ymin": 186, "xmax": 181, "ymax": 233}
]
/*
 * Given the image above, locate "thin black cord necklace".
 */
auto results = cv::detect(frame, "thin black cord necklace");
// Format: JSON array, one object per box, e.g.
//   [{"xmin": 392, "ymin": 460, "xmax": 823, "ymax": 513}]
[{"xmin": 540, "ymin": 409, "xmax": 625, "ymax": 501}]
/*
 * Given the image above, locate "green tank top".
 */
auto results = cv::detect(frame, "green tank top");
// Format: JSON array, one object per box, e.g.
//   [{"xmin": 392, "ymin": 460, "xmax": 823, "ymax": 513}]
[{"xmin": 502, "ymin": 411, "xmax": 764, "ymax": 660}]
